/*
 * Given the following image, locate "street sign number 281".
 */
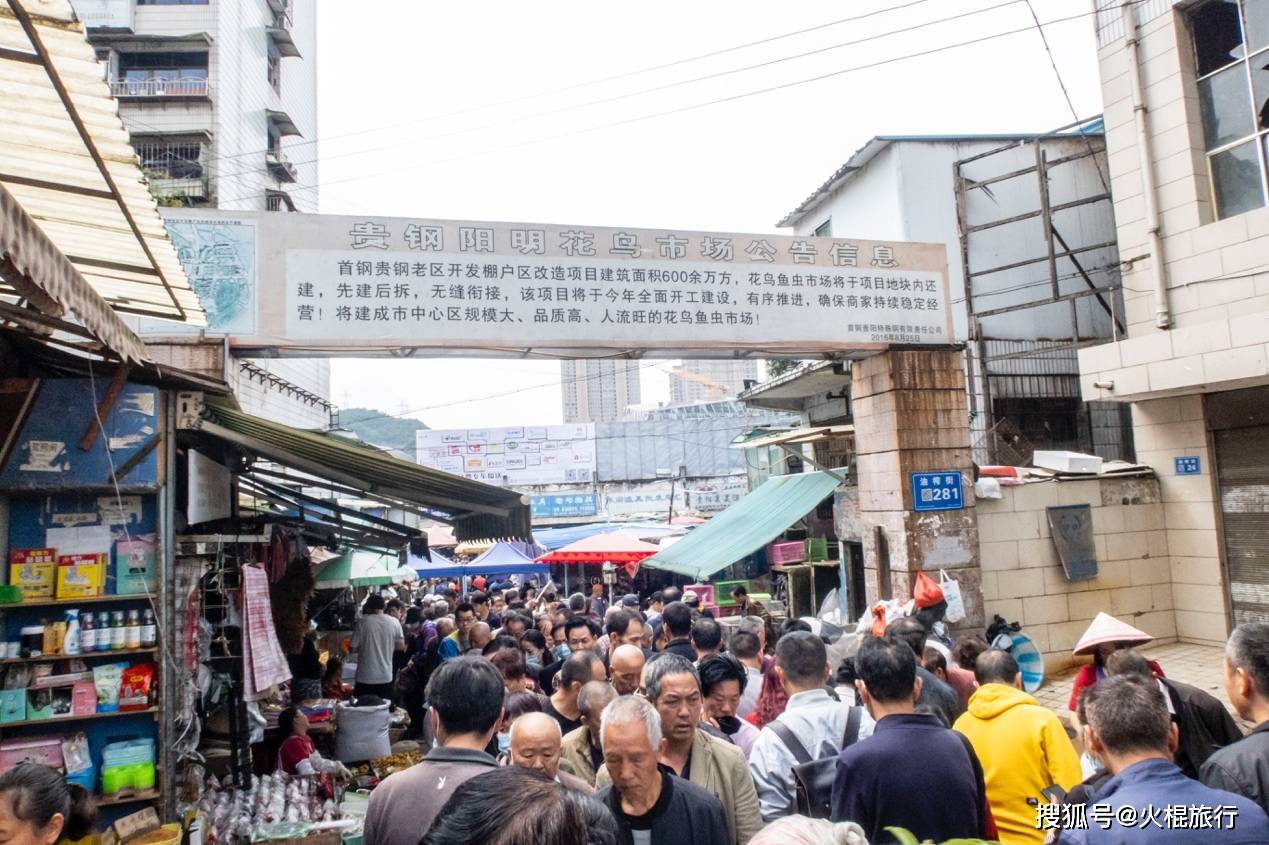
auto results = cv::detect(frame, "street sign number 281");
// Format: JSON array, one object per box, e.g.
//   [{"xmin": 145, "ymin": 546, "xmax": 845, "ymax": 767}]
[{"xmin": 911, "ymin": 471, "xmax": 964, "ymax": 512}]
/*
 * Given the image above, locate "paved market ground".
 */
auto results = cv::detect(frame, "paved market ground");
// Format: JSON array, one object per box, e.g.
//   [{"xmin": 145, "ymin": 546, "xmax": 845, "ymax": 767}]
[{"xmin": 1031, "ymin": 641, "xmax": 1253, "ymax": 752}]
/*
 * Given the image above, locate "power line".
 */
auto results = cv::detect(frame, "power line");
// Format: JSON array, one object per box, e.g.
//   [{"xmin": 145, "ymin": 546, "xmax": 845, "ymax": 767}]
[
  {"xmin": 1023, "ymin": 0, "xmax": 1110, "ymax": 192},
  {"xmin": 331, "ymin": 358, "xmax": 675, "ymax": 430},
  {"xmin": 279, "ymin": 7, "xmax": 1110, "ymax": 200},
  {"xmin": 170, "ymin": 0, "xmax": 1035, "ymax": 205},
  {"xmin": 199, "ymin": 0, "xmax": 946, "ymax": 171},
  {"xmin": 218, "ymin": 0, "xmax": 1026, "ymax": 192}
]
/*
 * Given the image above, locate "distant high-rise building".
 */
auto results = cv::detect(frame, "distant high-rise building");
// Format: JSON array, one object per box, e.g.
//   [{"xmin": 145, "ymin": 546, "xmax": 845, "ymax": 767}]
[
  {"xmin": 75, "ymin": 0, "xmax": 331, "ymax": 429},
  {"xmin": 668, "ymin": 360, "xmax": 760, "ymax": 405},
  {"xmin": 561, "ymin": 360, "xmax": 642, "ymax": 423}
]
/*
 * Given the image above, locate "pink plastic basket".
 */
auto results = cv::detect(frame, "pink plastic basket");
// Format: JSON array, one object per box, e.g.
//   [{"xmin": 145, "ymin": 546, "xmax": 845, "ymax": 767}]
[{"xmin": 769, "ymin": 541, "xmax": 806, "ymax": 565}]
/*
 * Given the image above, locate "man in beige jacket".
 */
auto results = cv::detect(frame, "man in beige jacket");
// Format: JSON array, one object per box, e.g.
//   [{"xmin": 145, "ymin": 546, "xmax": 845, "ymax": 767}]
[
  {"xmin": 559, "ymin": 680, "xmax": 614, "ymax": 786},
  {"xmin": 595, "ymin": 654, "xmax": 763, "ymax": 845}
]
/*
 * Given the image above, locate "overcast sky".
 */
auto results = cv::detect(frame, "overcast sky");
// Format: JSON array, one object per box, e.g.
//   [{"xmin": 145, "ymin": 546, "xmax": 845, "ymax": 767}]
[{"xmin": 318, "ymin": 0, "xmax": 1103, "ymax": 430}]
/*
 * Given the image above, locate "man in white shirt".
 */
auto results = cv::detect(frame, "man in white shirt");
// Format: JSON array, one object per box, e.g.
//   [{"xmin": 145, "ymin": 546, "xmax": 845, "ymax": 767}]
[
  {"xmin": 746, "ymin": 631, "xmax": 874, "ymax": 822},
  {"xmin": 731, "ymin": 627, "xmax": 764, "ymax": 719},
  {"xmin": 351, "ymin": 593, "xmax": 405, "ymax": 702}
]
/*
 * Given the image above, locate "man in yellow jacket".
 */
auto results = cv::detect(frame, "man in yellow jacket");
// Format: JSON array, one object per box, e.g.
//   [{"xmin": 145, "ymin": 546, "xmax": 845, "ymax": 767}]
[{"xmin": 954, "ymin": 649, "xmax": 1081, "ymax": 845}]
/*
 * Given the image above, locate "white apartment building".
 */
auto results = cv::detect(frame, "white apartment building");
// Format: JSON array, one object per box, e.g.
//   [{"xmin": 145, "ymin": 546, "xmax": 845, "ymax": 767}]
[
  {"xmin": 74, "ymin": 0, "xmax": 330, "ymax": 428},
  {"xmin": 1078, "ymin": 1, "xmax": 1269, "ymax": 638},
  {"xmin": 561, "ymin": 359, "xmax": 642, "ymax": 424},
  {"xmin": 668, "ymin": 359, "xmax": 760, "ymax": 405},
  {"xmin": 778, "ymin": 131, "xmax": 1129, "ymax": 463}
]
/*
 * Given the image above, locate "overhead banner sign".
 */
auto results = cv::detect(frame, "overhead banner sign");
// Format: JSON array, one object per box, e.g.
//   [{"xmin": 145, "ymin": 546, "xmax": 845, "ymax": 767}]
[
  {"xmin": 162, "ymin": 211, "xmax": 951, "ymax": 357},
  {"xmin": 416, "ymin": 424, "xmax": 596, "ymax": 486}
]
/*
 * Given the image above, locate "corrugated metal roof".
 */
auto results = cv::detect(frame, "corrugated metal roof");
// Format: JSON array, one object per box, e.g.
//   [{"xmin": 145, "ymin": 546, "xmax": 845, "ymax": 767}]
[
  {"xmin": 775, "ymin": 125, "xmax": 1107, "ymax": 230},
  {"xmin": 0, "ymin": 0, "xmax": 205, "ymax": 337},
  {"xmin": 200, "ymin": 400, "xmax": 532, "ymax": 542}
]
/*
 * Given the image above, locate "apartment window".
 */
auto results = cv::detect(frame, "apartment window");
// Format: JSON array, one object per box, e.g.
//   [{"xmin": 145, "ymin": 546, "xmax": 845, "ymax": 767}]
[
  {"xmin": 1190, "ymin": 0, "xmax": 1269, "ymax": 218},
  {"xmin": 814, "ymin": 218, "xmax": 832, "ymax": 237},
  {"xmin": 117, "ymin": 51, "xmax": 208, "ymax": 94},
  {"xmin": 135, "ymin": 139, "xmax": 204, "ymax": 179},
  {"xmin": 267, "ymin": 43, "xmax": 281, "ymax": 93}
]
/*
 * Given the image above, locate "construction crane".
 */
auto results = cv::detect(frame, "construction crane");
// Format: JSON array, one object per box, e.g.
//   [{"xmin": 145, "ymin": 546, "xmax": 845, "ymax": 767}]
[{"xmin": 669, "ymin": 366, "xmax": 728, "ymax": 402}]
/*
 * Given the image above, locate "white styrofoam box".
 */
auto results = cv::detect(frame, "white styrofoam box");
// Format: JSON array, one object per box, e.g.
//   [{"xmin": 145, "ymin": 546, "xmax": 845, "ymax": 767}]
[{"xmin": 1032, "ymin": 451, "xmax": 1104, "ymax": 474}]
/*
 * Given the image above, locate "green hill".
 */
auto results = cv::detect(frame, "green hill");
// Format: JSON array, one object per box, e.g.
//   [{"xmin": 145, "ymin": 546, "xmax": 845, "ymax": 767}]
[{"xmin": 335, "ymin": 408, "xmax": 429, "ymax": 456}]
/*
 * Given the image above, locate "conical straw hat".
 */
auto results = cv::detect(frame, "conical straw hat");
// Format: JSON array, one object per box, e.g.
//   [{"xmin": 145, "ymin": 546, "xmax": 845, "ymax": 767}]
[{"xmin": 1072, "ymin": 612, "xmax": 1153, "ymax": 655}]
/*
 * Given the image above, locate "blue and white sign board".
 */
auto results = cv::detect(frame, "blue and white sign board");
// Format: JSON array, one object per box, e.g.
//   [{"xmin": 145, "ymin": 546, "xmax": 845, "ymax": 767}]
[
  {"xmin": 911, "ymin": 471, "xmax": 964, "ymax": 512},
  {"xmin": 1174, "ymin": 456, "xmax": 1202, "ymax": 476},
  {"xmin": 532, "ymin": 493, "xmax": 598, "ymax": 519}
]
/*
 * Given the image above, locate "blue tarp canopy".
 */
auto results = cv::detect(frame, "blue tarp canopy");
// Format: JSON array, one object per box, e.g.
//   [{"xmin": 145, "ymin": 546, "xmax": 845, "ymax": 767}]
[
  {"xmin": 412, "ymin": 542, "xmax": 548, "ymax": 581},
  {"xmin": 412, "ymin": 548, "xmax": 464, "ymax": 580},
  {"xmin": 533, "ymin": 521, "xmax": 685, "ymax": 550},
  {"xmin": 467, "ymin": 541, "xmax": 550, "ymax": 576}
]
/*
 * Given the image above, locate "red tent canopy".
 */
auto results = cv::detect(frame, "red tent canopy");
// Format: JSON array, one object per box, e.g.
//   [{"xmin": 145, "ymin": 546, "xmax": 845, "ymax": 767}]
[{"xmin": 536, "ymin": 532, "xmax": 662, "ymax": 564}]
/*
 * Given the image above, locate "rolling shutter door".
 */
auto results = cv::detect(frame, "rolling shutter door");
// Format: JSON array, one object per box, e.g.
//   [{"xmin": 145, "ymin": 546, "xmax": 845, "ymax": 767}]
[{"xmin": 1214, "ymin": 425, "xmax": 1269, "ymax": 624}]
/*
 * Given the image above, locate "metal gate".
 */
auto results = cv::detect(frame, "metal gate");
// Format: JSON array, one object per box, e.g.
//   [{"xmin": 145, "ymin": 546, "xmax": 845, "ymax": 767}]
[{"xmin": 1210, "ymin": 388, "xmax": 1269, "ymax": 624}]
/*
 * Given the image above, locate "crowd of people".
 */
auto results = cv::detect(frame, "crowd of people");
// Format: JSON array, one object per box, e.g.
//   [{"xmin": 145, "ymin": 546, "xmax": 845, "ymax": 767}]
[{"xmin": 344, "ymin": 579, "xmax": 1269, "ymax": 845}]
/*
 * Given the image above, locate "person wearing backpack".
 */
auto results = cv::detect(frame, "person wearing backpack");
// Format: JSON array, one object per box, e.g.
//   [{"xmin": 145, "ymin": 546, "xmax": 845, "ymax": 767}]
[
  {"xmin": 746, "ymin": 631, "xmax": 875, "ymax": 822},
  {"xmin": 831, "ymin": 635, "xmax": 993, "ymax": 843}
]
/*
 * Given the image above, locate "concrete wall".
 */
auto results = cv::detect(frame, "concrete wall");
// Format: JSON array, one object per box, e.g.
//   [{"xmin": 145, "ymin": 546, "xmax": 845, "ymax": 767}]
[
  {"xmin": 978, "ymin": 475, "xmax": 1177, "ymax": 675},
  {"xmin": 1079, "ymin": 5, "xmax": 1269, "ymax": 401},
  {"xmin": 1130, "ymin": 394, "xmax": 1227, "ymax": 645}
]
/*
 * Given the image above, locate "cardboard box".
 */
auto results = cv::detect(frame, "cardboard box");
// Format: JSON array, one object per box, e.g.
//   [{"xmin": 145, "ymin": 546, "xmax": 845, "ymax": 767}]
[
  {"xmin": 56, "ymin": 554, "xmax": 104, "ymax": 598},
  {"xmin": 114, "ymin": 537, "xmax": 156, "ymax": 596},
  {"xmin": 71, "ymin": 680, "xmax": 96, "ymax": 716},
  {"xmin": 0, "ymin": 736, "xmax": 63, "ymax": 772},
  {"xmin": 9, "ymin": 549, "xmax": 57, "ymax": 599},
  {"xmin": 0, "ymin": 690, "xmax": 26, "ymax": 724}
]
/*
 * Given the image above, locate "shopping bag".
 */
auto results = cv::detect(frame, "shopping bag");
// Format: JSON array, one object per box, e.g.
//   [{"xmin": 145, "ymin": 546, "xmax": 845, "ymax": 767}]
[
  {"xmin": 913, "ymin": 571, "xmax": 945, "ymax": 609},
  {"xmin": 940, "ymin": 569, "xmax": 966, "ymax": 623}
]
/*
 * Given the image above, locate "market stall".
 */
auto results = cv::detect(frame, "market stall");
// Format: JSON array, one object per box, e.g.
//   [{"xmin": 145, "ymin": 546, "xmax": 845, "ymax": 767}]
[
  {"xmin": 161, "ymin": 392, "xmax": 531, "ymax": 843},
  {"xmin": 535, "ymin": 532, "xmax": 661, "ymax": 598},
  {"xmin": 641, "ymin": 471, "xmax": 846, "ymax": 617}
]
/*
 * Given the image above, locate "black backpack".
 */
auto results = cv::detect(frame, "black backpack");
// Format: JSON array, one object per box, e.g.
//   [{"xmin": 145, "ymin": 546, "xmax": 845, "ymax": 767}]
[{"xmin": 768, "ymin": 705, "xmax": 864, "ymax": 819}]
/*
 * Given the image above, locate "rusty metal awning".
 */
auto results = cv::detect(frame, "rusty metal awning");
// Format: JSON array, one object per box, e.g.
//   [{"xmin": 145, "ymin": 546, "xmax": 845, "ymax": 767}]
[{"xmin": 0, "ymin": 0, "xmax": 205, "ymax": 360}]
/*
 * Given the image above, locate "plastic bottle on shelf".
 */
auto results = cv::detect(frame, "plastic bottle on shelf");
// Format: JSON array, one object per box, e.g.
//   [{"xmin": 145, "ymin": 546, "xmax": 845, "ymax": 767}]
[
  {"xmin": 80, "ymin": 611, "xmax": 96, "ymax": 653},
  {"xmin": 63, "ymin": 609, "xmax": 80, "ymax": 656},
  {"xmin": 140, "ymin": 609, "xmax": 156, "ymax": 649},
  {"xmin": 110, "ymin": 611, "xmax": 125, "ymax": 650},
  {"xmin": 92, "ymin": 612, "xmax": 106, "ymax": 652},
  {"xmin": 125, "ymin": 610, "xmax": 141, "ymax": 650}
]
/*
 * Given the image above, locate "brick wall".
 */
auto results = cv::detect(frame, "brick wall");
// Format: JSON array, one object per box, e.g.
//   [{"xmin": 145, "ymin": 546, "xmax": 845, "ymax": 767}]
[{"xmin": 978, "ymin": 474, "xmax": 1176, "ymax": 675}]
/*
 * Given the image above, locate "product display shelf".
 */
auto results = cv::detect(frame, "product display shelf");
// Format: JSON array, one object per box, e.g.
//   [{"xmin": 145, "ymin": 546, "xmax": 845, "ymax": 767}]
[
  {"xmin": 95, "ymin": 788, "xmax": 161, "ymax": 807},
  {"xmin": 4, "ymin": 595, "xmax": 153, "ymax": 609},
  {"xmin": 0, "ymin": 647, "xmax": 157, "ymax": 666},
  {"xmin": 0, "ymin": 706, "xmax": 157, "ymax": 729}
]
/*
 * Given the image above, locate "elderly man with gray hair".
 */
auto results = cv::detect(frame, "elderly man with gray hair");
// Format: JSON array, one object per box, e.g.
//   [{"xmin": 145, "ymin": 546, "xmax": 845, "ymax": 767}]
[
  {"xmin": 560, "ymin": 680, "xmax": 616, "ymax": 787},
  {"xmin": 508, "ymin": 711, "xmax": 593, "ymax": 794},
  {"xmin": 596, "ymin": 694, "xmax": 730, "ymax": 845},
  {"xmin": 595, "ymin": 653, "xmax": 763, "ymax": 845}
]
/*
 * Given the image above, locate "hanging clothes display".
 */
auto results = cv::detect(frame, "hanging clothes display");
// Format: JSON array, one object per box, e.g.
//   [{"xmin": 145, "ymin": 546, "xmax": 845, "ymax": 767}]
[{"xmin": 242, "ymin": 565, "xmax": 292, "ymax": 699}]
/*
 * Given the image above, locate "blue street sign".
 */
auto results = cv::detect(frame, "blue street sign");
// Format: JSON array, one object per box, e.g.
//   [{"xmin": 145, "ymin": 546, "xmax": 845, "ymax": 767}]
[
  {"xmin": 911, "ymin": 470, "xmax": 964, "ymax": 512},
  {"xmin": 531, "ymin": 493, "xmax": 598, "ymax": 519},
  {"xmin": 1174, "ymin": 456, "xmax": 1201, "ymax": 476}
]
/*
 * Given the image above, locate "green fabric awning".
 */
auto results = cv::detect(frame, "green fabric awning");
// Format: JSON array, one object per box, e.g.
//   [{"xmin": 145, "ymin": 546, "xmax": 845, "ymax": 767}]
[
  {"xmin": 641, "ymin": 471, "xmax": 842, "ymax": 581},
  {"xmin": 315, "ymin": 550, "xmax": 411, "ymax": 588}
]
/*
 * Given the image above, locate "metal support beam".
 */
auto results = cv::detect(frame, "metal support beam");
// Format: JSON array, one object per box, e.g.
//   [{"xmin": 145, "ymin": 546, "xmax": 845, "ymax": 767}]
[{"xmin": 776, "ymin": 442, "xmax": 847, "ymax": 483}]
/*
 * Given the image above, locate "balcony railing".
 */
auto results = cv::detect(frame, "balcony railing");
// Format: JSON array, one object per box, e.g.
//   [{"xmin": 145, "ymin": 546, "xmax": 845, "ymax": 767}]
[
  {"xmin": 265, "ymin": 150, "xmax": 297, "ymax": 183},
  {"xmin": 266, "ymin": 191, "xmax": 295, "ymax": 212},
  {"xmin": 150, "ymin": 176, "xmax": 208, "ymax": 201},
  {"xmin": 109, "ymin": 78, "xmax": 211, "ymax": 98}
]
